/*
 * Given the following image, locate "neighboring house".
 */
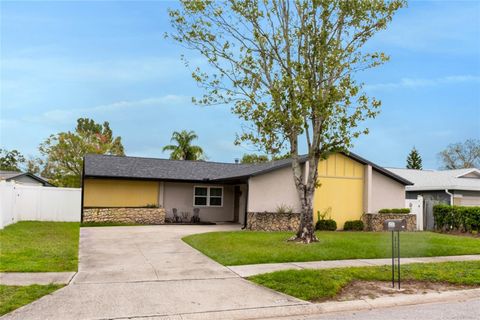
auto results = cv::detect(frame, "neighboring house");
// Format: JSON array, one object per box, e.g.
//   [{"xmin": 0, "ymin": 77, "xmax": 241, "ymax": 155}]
[
  {"xmin": 387, "ymin": 168, "xmax": 480, "ymax": 230},
  {"xmin": 387, "ymin": 168, "xmax": 480, "ymax": 206},
  {"xmin": 0, "ymin": 170, "xmax": 53, "ymax": 187},
  {"xmin": 82, "ymin": 152, "xmax": 411, "ymax": 229}
]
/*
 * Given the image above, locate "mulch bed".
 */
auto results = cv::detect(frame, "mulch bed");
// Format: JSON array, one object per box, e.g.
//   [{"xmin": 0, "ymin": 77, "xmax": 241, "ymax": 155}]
[{"xmin": 327, "ymin": 280, "xmax": 475, "ymax": 302}]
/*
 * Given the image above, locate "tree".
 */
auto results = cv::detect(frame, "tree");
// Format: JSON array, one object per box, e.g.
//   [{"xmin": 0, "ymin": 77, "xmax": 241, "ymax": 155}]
[
  {"xmin": 25, "ymin": 157, "xmax": 44, "ymax": 175},
  {"xmin": 438, "ymin": 139, "xmax": 480, "ymax": 169},
  {"xmin": 40, "ymin": 118, "xmax": 125, "ymax": 187},
  {"xmin": 240, "ymin": 153, "xmax": 269, "ymax": 164},
  {"xmin": 0, "ymin": 149, "xmax": 25, "ymax": 171},
  {"xmin": 168, "ymin": 0, "xmax": 404, "ymax": 242},
  {"xmin": 406, "ymin": 147, "xmax": 422, "ymax": 169},
  {"xmin": 162, "ymin": 130, "xmax": 204, "ymax": 160},
  {"xmin": 241, "ymin": 153, "xmax": 290, "ymax": 163}
]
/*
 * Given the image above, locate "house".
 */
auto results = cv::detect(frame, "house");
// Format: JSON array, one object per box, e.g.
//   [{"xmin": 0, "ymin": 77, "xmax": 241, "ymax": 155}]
[
  {"xmin": 82, "ymin": 152, "xmax": 411, "ymax": 230},
  {"xmin": 387, "ymin": 168, "xmax": 480, "ymax": 230},
  {"xmin": 0, "ymin": 170, "xmax": 53, "ymax": 186},
  {"xmin": 387, "ymin": 168, "xmax": 480, "ymax": 206}
]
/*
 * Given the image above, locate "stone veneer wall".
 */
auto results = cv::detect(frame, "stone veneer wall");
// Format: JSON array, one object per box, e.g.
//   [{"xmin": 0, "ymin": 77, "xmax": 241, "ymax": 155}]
[
  {"xmin": 83, "ymin": 207, "xmax": 166, "ymax": 224},
  {"xmin": 362, "ymin": 213, "xmax": 416, "ymax": 231},
  {"xmin": 247, "ymin": 212, "xmax": 300, "ymax": 231}
]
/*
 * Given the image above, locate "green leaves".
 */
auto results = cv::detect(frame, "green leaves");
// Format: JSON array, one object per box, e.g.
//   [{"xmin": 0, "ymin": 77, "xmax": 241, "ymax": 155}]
[
  {"xmin": 162, "ymin": 130, "xmax": 205, "ymax": 160},
  {"xmin": 168, "ymin": 0, "xmax": 403, "ymax": 157},
  {"xmin": 39, "ymin": 118, "xmax": 125, "ymax": 187},
  {"xmin": 168, "ymin": 0, "xmax": 404, "ymax": 240},
  {"xmin": 406, "ymin": 147, "xmax": 423, "ymax": 169},
  {"xmin": 0, "ymin": 149, "xmax": 25, "ymax": 172}
]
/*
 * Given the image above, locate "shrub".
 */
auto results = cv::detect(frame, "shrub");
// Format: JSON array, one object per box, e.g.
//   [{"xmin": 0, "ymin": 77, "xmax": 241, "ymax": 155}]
[
  {"xmin": 378, "ymin": 208, "xmax": 410, "ymax": 214},
  {"xmin": 276, "ymin": 204, "xmax": 293, "ymax": 214},
  {"xmin": 315, "ymin": 219, "xmax": 337, "ymax": 231},
  {"xmin": 343, "ymin": 220, "xmax": 364, "ymax": 231},
  {"xmin": 433, "ymin": 205, "xmax": 480, "ymax": 232}
]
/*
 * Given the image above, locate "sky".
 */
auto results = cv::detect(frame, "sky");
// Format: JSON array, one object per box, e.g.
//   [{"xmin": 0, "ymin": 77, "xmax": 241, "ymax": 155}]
[{"xmin": 1, "ymin": 0, "xmax": 479, "ymax": 169}]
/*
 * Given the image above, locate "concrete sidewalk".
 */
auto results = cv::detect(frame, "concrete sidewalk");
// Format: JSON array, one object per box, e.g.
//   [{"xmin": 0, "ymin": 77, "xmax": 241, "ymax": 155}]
[
  {"xmin": 227, "ymin": 254, "xmax": 480, "ymax": 277},
  {"xmin": 2, "ymin": 225, "xmax": 306, "ymax": 320},
  {"xmin": 0, "ymin": 272, "xmax": 76, "ymax": 285}
]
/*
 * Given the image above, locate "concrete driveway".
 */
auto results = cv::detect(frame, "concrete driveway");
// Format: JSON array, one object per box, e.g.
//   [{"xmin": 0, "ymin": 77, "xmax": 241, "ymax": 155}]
[{"xmin": 3, "ymin": 225, "xmax": 306, "ymax": 320}]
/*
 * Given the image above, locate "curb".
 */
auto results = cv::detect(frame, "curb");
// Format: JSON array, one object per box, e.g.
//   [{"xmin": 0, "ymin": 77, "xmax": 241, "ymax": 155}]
[
  {"xmin": 132, "ymin": 288, "xmax": 480, "ymax": 320},
  {"xmin": 0, "ymin": 272, "xmax": 77, "ymax": 286}
]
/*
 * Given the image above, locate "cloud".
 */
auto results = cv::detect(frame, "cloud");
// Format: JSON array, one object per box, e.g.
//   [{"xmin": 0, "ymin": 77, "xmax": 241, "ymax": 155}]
[
  {"xmin": 365, "ymin": 75, "xmax": 480, "ymax": 91},
  {"xmin": 1, "ymin": 57, "xmax": 186, "ymax": 83},
  {"xmin": 28, "ymin": 95, "xmax": 190, "ymax": 124}
]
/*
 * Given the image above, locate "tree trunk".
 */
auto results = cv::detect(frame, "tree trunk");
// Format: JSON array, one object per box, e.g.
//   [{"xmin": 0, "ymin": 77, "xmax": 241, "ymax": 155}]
[
  {"xmin": 289, "ymin": 142, "xmax": 319, "ymax": 243},
  {"xmin": 294, "ymin": 187, "xmax": 318, "ymax": 243}
]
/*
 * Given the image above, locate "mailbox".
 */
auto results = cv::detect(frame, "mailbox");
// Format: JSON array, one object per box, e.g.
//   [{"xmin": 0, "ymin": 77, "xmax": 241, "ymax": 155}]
[
  {"xmin": 384, "ymin": 219, "xmax": 406, "ymax": 289},
  {"xmin": 383, "ymin": 219, "xmax": 406, "ymax": 232}
]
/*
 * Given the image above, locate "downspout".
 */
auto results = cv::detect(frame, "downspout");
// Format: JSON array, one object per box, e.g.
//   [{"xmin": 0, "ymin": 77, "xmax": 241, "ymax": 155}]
[
  {"xmin": 80, "ymin": 156, "xmax": 85, "ymax": 223},
  {"xmin": 242, "ymin": 179, "xmax": 249, "ymax": 229},
  {"xmin": 445, "ymin": 189, "xmax": 454, "ymax": 206}
]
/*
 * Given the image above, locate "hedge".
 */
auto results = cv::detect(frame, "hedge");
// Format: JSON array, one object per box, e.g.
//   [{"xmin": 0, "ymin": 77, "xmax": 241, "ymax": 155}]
[
  {"xmin": 343, "ymin": 220, "xmax": 364, "ymax": 231},
  {"xmin": 433, "ymin": 204, "xmax": 480, "ymax": 232},
  {"xmin": 378, "ymin": 208, "xmax": 411, "ymax": 214},
  {"xmin": 315, "ymin": 219, "xmax": 337, "ymax": 231}
]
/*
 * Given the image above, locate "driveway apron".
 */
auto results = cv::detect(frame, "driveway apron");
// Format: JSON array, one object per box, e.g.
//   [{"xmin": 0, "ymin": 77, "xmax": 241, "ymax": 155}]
[{"xmin": 2, "ymin": 225, "xmax": 306, "ymax": 320}]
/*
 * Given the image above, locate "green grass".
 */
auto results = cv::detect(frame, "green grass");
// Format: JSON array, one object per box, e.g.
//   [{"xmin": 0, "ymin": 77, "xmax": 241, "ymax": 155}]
[
  {"xmin": 249, "ymin": 261, "xmax": 480, "ymax": 301},
  {"xmin": 0, "ymin": 284, "xmax": 64, "ymax": 316},
  {"xmin": 0, "ymin": 221, "xmax": 79, "ymax": 272},
  {"xmin": 183, "ymin": 231, "xmax": 480, "ymax": 265}
]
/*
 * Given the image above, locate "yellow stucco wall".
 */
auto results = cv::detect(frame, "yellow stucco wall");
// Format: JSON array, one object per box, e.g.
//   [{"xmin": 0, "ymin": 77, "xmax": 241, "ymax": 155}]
[
  {"xmin": 313, "ymin": 153, "xmax": 364, "ymax": 230},
  {"xmin": 84, "ymin": 178, "xmax": 159, "ymax": 207}
]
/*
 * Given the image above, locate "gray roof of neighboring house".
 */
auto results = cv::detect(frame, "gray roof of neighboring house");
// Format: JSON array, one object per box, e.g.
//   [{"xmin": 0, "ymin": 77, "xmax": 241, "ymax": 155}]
[
  {"xmin": 84, "ymin": 152, "xmax": 412, "ymax": 185},
  {"xmin": 0, "ymin": 170, "xmax": 53, "ymax": 186},
  {"xmin": 387, "ymin": 168, "xmax": 480, "ymax": 192}
]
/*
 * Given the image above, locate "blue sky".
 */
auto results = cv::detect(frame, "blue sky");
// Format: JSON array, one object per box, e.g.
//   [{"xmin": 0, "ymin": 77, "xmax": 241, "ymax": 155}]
[{"xmin": 1, "ymin": 0, "xmax": 479, "ymax": 169}]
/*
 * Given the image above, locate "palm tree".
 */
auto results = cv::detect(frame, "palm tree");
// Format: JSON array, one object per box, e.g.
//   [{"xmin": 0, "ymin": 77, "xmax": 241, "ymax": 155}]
[{"xmin": 162, "ymin": 130, "xmax": 204, "ymax": 160}]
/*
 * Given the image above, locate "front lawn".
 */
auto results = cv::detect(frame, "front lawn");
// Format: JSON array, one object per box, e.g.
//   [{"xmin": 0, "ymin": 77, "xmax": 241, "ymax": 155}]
[
  {"xmin": 0, "ymin": 284, "xmax": 64, "ymax": 316},
  {"xmin": 249, "ymin": 261, "xmax": 480, "ymax": 301},
  {"xmin": 0, "ymin": 221, "xmax": 79, "ymax": 272},
  {"xmin": 183, "ymin": 231, "xmax": 480, "ymax": 266}
]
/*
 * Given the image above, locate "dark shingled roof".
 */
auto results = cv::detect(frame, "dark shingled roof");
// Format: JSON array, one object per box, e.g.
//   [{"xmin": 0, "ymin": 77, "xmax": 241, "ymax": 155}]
[
  {"xmin": 0, "ymin": 170, "xmax": 54, "ymax": 186},
  {"xmin": 84, "ymin": 152, "xmax": 412, "ymax": 185},
  {"xmin": 83, "ymin": 154, "xmax": 305, "ymax": 182}
]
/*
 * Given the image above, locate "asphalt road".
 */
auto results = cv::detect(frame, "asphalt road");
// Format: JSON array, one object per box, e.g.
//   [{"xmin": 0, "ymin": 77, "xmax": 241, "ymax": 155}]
[{"xmin": 270, "ymin": 298, "xmax": 480, "ymax": 320}]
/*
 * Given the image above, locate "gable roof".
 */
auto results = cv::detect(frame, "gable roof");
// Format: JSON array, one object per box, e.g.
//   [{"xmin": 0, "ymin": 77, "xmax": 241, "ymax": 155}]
[
  {"xmin": 456, "ymin": 168, "xmax": 480, "ymax": 179},
  {"xmin": 0, "ymin": 170, "xmax": 54, "ymax": 186},
  {"xmin": 387, "ymin": 168, "xmax": 480, "ymax": 192},
  {"xmin": 84, "ymin": 152, "xmax": 411, "ymax": 185},
  {"xmin": 83, "ymin": 154, "xmax": 304, "ymax": 182}
]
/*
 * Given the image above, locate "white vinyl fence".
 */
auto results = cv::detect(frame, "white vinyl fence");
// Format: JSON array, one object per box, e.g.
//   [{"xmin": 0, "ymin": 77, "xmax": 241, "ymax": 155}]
[
  {"xmin": 406, "ymin": 195, "xmax": 424, "ymax": 231},
  {"xmin": 0, "ymin": 181, "xmax": 81, "ymax": 229}
]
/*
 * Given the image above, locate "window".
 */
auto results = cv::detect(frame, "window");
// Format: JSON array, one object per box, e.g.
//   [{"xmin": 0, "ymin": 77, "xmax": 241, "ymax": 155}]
[
  {"xmin": 193, "ymin": 186, "xmax": 223, "ymax": 207},
  {"xmin": 194, "ymin": 187, "xmax": 208, "ymax": 206},
  {"xmin": 209, "ymin": 187, "xmax": 223, "ymax": 206}
]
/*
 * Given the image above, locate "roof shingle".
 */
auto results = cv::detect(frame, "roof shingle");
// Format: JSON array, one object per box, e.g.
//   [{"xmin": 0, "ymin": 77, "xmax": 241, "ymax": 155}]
[
  {"xmin": 387, "ymin": 168, "xmax": 480, "ymax": 191},
  {"xmin": 84, "ymin": 152, "xmax": 411, "ymax": 185}
]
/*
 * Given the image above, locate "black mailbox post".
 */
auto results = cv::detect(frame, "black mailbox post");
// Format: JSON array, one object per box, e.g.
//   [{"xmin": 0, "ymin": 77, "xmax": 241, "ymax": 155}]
[{"xmin": 383, "ymin": 219, "xmax": 406, "ymax": 289}]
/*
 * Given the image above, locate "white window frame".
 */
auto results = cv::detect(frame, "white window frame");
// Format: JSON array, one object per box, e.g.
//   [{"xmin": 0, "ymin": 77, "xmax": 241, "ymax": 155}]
[{"xmin": 193, "ymin": 185, "xmax": 223, "ymax": 207}]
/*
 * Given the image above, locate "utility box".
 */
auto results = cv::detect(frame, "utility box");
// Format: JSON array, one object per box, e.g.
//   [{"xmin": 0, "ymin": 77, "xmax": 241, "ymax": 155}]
[{"xmin": 383, "ymin": 219, "xmax": 407, "ymax": 232}]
